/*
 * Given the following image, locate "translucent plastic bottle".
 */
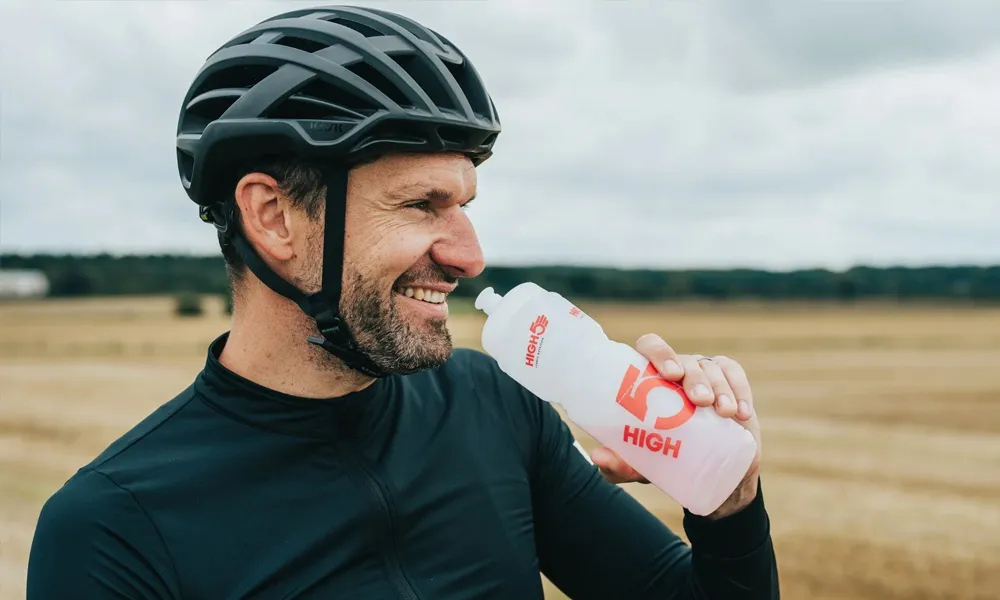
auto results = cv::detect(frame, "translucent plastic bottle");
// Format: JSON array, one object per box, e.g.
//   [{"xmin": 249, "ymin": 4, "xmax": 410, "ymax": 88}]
[{"xmin": 474, "ymin": 282, "xmax": 757, "ymax": 516}]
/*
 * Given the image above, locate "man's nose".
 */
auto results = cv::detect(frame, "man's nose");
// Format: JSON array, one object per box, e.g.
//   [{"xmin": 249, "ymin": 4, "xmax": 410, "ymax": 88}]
[{"xmin": 430, "ymin": 208, "xmax": 486, "ymax": 279}]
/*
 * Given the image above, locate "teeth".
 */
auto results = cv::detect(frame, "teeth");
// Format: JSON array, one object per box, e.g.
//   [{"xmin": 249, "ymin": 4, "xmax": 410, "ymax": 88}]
[{"xmin": 399, "ymin": 286, "xmax": 447, "ymax": 304}]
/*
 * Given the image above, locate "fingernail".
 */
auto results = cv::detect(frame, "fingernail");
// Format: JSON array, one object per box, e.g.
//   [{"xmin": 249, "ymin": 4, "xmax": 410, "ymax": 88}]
[
  {"xmin": 692, "ymin": 384, "xmax": 711, "ymax": 399},
  {"xmin": 719, "ymin": 394, "xmax": 734, "ymax": 410},
  {"xmin": 664, "ymin": 360, "xmax": 682, "ymax": 376},
  {"xmin": 738, "ymin": 400, "xmax": 751, "ymax": 417}
]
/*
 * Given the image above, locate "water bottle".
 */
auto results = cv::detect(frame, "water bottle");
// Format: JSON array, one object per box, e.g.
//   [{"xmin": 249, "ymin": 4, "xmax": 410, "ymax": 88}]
[{"xmin": 474, "ymin": 282, "xmax": 757, "ymax": 516}]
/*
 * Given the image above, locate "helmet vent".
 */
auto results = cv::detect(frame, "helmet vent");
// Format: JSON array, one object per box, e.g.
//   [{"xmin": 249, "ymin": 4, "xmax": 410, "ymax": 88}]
[
  {"xmin": 180, "ymin": 92, "xmax": 242, "ymax": 134},
  {"xmin": 444, "ymin": 61, "xmax": 489, "ymax": 119},
  {"xmin": 325, "ymin": 16, "xmax": 384, "ymax": 39},
  {"xmin": 387, "ymin": 54, "xmax": 457, "ymax": 112},
  {"xmin": 272, "ymin": 35, "xmax": 328, "ymax": 54},
  {"xmin": 345, "ymin": 60, "xmax": 412, "ymax": 108},
  {"xmin": 191, "ymin": 64, "xmax": 280, "ymax": 104},
  {"xmin": 269, "ymin": 77, "xmax": 374, "ymax": 120}
]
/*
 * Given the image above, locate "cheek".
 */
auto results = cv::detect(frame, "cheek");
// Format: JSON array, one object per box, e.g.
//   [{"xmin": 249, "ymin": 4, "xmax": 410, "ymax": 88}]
[{"xmin": 345, "ymin": 221, "xmax": 431, "ymax": 275}]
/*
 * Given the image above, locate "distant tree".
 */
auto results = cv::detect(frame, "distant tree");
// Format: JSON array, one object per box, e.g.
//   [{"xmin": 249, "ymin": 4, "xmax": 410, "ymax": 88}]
[
  {"xmin": 50, "ymin": 270, "xmax": 93, "ymax": 296},
  {"xmin": 174, "ymin": 293, "xmax": 204, "ymax": 317},
  {"xmin": 835, "ymin": 274, "xmax": 859, "ymax": 302}
]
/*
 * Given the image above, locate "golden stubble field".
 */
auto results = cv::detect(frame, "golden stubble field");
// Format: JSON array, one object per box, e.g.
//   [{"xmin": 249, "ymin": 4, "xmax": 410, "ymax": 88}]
[{"xmin": 2, "ymin": 295, "xmax": 999, "ymax": 600}]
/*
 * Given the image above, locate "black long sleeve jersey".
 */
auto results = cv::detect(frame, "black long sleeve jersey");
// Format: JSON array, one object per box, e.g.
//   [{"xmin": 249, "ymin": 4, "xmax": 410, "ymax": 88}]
[{"xmin": 27, "ymin": 332, "xmax": 779, "ymax": 600}]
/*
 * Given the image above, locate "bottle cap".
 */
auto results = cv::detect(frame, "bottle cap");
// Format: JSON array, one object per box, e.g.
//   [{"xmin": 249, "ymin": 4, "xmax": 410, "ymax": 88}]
[{"xmin": 474, "ymin": 287, "xmax": 503, "ymax": 315}]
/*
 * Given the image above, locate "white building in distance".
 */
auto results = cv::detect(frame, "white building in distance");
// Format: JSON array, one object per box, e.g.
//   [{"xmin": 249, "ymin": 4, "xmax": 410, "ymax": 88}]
[{"xmin": 0, "ymin": 269, "xmax": 50, "ymax": 298}]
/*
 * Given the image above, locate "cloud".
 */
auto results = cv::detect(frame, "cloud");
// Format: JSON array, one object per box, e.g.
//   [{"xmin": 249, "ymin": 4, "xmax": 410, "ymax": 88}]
[
  {"xmin": 700, "ymin": 0, "xmax": 1000, "ymax": 90},
  {"xmin": 1, "ymin": 0, "xmax": 998, "ymax": 270}
]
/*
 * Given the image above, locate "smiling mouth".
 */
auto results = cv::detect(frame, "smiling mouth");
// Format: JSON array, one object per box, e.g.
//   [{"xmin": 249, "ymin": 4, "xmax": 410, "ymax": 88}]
[{"xmin": 395, "ymin": 286, "xmax": 448, "ymax": 304}]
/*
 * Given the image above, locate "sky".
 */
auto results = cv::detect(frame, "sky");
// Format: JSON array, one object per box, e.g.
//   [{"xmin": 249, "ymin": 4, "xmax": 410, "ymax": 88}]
[{"xmin": 1, "ymin": 0, "xmax": 998, "ymax": 271}]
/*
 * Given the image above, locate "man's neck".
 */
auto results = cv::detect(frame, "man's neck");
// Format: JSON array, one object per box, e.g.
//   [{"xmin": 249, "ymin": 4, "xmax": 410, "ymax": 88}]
[{"xmin": 218, "ymin": 297, "xmax": 376, "ymax": 399}]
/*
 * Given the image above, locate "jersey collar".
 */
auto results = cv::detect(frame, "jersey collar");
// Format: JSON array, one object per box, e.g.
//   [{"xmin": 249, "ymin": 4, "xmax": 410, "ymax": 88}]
[{"xmin": 195, "ymin": 332, "xmax": 393, "ymax": 440}]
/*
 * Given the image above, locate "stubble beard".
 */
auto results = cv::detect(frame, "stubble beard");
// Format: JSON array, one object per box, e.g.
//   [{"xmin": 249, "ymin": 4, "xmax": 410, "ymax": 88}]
[{"xmin": 340, "ymin": 268, "xmax": 454, "ymax": 375}]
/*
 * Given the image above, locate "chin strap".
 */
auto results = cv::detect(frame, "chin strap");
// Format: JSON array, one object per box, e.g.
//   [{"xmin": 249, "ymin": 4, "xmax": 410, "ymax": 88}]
[{"xmin": 202, "ymin": 165, "xmax": 388, "ymax": 379}]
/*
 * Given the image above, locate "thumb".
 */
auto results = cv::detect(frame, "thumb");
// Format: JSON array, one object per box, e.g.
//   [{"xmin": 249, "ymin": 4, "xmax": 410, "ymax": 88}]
[{"xmin": 591, "ymin": 447, "xmax": 647, "ymax": 483}]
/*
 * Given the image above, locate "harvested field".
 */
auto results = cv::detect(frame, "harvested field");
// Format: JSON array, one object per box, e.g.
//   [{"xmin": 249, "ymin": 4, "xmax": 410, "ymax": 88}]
[{"xmin": 2, "ymin": 296, "xmax": 998, "ymax": 599}]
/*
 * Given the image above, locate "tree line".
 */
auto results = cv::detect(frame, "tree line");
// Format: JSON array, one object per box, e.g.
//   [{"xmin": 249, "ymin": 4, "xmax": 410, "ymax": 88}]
[{"xmin": 2, "ymin": 253, "xmax": 999, "ymax": 303}]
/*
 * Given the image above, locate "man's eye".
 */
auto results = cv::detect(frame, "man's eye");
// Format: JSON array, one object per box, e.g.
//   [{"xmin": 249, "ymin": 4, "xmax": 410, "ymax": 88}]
[{"xmin": 407, "ymin": 201, "xmax": 432, "ymax": 212}]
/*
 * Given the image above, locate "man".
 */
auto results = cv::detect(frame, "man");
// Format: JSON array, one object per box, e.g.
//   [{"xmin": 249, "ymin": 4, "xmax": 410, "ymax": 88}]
[{"xmin": 27, "ymin": 6, "xmax": 779, "ymax": 599}]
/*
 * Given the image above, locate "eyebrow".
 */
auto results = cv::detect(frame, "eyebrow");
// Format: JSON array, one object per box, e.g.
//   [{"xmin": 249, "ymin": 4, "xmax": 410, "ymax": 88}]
[{"xmin": 387, "ymin": 185, "xmax": 476, "ymax": 203}]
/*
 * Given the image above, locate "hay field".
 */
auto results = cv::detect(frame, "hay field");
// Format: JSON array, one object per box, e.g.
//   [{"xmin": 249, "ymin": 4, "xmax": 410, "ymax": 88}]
[{"xmin": 2, "ymin": 295, "xmax": 999, "ymax": 600}]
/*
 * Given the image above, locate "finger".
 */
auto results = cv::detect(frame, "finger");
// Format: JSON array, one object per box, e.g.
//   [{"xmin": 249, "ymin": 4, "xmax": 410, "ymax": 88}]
[
  {"xmin": 714, "ymin": 356, "xmax": 755, "ymax": 421},
  {"xmin": 697, "ymin": 358, "xmax": 739, "ymax": 418},
  {"xmin": 635, "ymin": 333, "xmax": 683, "ymax": 380},
  {"xmin": 591, "ymin": 447, "xmax": 649, "ymax": 484},
  {"xmin": 677, "ymin": 355, "xmax": 716, "ymax": 406}
]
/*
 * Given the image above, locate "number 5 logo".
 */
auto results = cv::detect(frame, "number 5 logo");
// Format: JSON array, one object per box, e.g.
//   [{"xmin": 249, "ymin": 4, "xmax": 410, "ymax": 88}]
[{"xmin": 616, "ymin": 363, "xmax": 696, "ymax": 430}]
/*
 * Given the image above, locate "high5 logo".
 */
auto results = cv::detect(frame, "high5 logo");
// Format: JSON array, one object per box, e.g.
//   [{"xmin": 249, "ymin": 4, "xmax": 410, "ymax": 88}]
[
  {"xmin": 524, "ymin": 315, "xmax": 549, "ymax": 367},
  {"xmin": 615, "ymin": 362, "xmax": 695, "ymax": 458},
  {"xmin": 616, "ymin": 362, "xmax": 696, "ymax": 430}
]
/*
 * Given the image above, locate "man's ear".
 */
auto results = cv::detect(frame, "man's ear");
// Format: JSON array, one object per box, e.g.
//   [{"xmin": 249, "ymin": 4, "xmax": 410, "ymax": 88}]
[{"xmin": 234, "ymin": 173, "xmax": 296, "ymax": 263}]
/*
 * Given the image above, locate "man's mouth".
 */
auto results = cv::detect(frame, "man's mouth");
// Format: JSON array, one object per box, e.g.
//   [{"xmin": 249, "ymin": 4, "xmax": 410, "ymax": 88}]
[{"xmin": 395, "ymin": 286, "xmax": 448, "ymax": 304}]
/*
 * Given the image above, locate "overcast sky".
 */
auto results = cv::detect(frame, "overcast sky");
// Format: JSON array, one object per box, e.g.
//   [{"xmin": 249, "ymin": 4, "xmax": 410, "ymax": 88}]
[{"xmin": 2, "ymin": 0, "xmax": 998, "ymax": 270}]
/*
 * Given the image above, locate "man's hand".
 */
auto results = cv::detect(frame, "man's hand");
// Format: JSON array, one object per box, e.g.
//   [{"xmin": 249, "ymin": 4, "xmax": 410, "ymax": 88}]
[{"xmin": 590, "ymin": 333, "xmax": 762, "ymax": 519}]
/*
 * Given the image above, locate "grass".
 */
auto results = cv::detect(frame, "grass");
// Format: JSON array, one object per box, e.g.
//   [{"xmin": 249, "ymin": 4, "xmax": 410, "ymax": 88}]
[{"xmin": 1, "ymin": 295, "xmax": 999, "ymax": 599}]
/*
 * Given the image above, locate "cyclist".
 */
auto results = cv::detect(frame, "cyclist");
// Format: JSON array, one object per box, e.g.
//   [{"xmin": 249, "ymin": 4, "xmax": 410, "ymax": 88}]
[{"xmin": 27, "ymin": 6, "xmax": 778, "ymax": 599}]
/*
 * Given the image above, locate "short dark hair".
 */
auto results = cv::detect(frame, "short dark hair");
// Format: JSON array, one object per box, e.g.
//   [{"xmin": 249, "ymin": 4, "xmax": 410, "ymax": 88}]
[{"xmin": 216, "ymin": 156, "xmax": 328, "ymax": 287}]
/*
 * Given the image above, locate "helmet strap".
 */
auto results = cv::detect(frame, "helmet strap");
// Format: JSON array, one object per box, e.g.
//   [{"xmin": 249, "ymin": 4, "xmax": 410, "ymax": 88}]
[{"xmin": 224, "ymin": 165, "xmax": 388, "ymax": 379}]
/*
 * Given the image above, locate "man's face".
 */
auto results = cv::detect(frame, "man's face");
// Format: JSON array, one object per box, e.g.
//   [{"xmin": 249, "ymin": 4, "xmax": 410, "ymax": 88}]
[{"xmin": 328, "ymin": 152, "xmax": 485, "ymax": 374}]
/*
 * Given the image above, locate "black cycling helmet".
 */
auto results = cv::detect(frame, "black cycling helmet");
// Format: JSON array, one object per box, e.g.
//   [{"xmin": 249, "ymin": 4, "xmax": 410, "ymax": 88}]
[{"xmin": 175, "ymin": 5, "xmax": 501, "ymax": 378}]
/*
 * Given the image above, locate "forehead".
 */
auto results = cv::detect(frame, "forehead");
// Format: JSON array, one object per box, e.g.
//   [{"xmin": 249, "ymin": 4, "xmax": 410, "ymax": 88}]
[{"xmin": 358, "ymin": 152, "xmax": 477, "ymax": 199}]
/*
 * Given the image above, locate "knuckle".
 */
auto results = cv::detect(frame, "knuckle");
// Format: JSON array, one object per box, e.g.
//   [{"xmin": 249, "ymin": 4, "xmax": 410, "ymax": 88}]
[
  {"xmin": 705, "ymin": 369, "xmax": 725, "ymax": 386},
  {"xmin": 705, "ymin": 366, "xmax": 734, "ymax": 392},
  {"xmin": 703, "ymin": 361, "xmax": 726, "ymax": 380},
  {"xmin": 711, "ymin": 378, "xmax": 734, "ymax": 394},
  {"xmin": 688, "ymin": 367, "xmax": 710, "ymax": 382},
  {"xmin": 680, "ymin": 354, "xmax": 702, "ymax": 367}
]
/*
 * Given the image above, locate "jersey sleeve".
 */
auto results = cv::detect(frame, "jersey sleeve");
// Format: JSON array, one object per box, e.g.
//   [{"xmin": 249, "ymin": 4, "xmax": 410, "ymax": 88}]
[
  {"xmin": 27, "ymin": 469, "xmax": 180, "ymax": 600},
  {"xmin": 493, "ymin": 363, "xmax": 779, "ymax": 600}
]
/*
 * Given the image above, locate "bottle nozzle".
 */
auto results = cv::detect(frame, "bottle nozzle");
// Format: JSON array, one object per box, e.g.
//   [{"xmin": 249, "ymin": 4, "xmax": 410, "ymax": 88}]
[{"xmin": 475, "ymin": 287, "xmax": 503, "ymax": 315}]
